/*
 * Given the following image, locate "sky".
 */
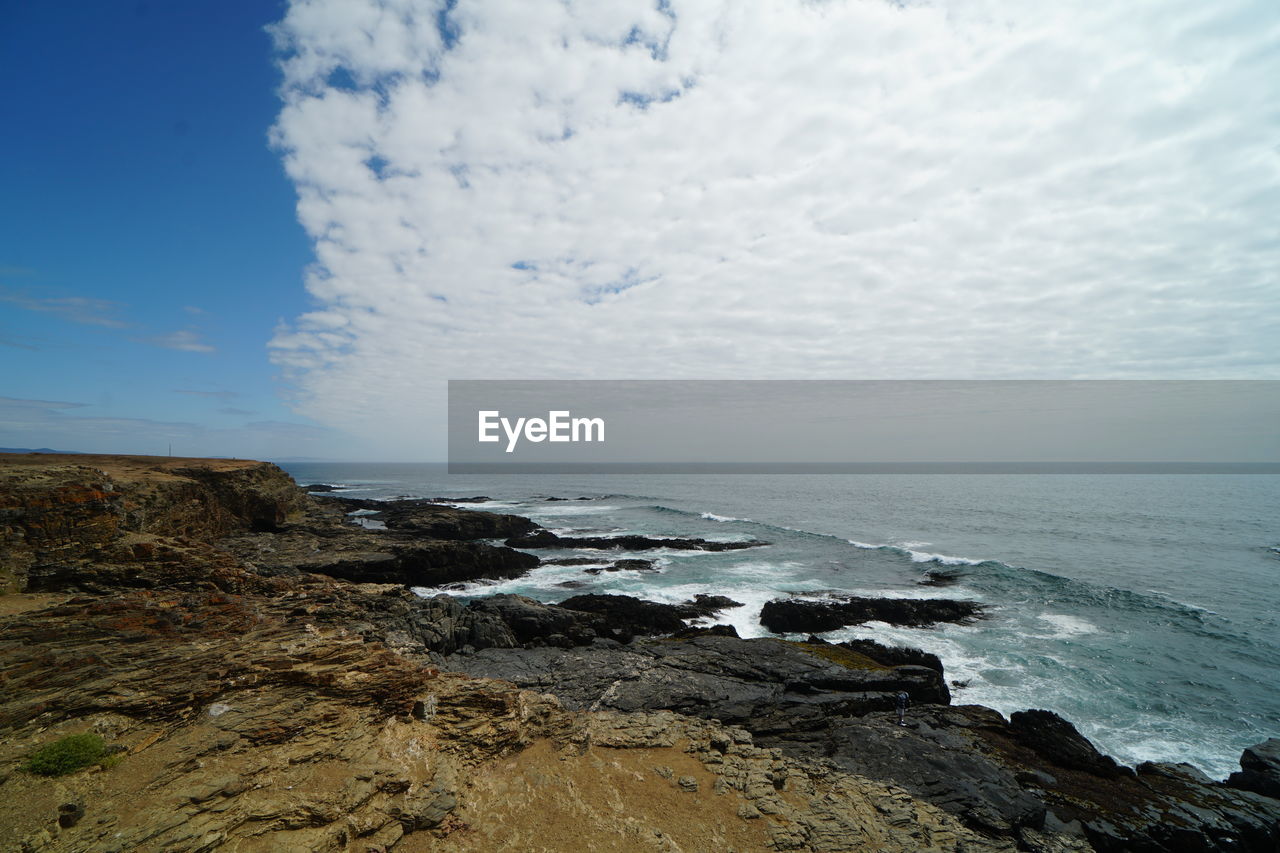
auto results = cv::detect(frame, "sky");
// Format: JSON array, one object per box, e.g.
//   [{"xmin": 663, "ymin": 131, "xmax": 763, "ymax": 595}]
[{"xmin": 2, "ymin": 0, "xmax": 1278, "ymax": 461}]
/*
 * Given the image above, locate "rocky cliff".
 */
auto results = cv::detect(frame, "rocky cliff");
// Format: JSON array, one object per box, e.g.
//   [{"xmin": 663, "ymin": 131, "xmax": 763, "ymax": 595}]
[
  {"xmin": 0, "ymin": 454, "xmax": 306, "ymax": 594},
  {"xmin": 1, "ymin": 454, "xmax": 1277, "ymax": 853}
]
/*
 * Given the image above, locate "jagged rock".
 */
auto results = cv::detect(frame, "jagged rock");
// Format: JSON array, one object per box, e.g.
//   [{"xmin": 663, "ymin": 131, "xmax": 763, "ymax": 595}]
[
  {"xmin": 447, "ymin": 633, "xmax": 950, "ymax": 730},
  {"xmin": 760, "ymin": 595, "xmax": 984, "ymax": 632},
  {"xmin": 583, "ymin": 558, "xmax": 658, "ymax": 574},
  {"xmin": 672, "ymin": 623, "xmax": 741, "ymax": 639},
  {"xmin": 219, "ymin": 496, "xmax": 539, "ymax": 588},
  {"xmin": 322, "ymin": 496, "xmax": 537, "ymax": 540},
  {"xmin": 0, "ymin": 455, "xmax": 306, "ymax": 593},
  {"xmin": 1008, "ymin": 710, "xmax": 1132, "ymax": 779},
  {"xmin": 1228, "ymin": 738, "xmax": 1280, "ymax": 799},
  {"xmin": 920, "ymin": 568, "xmax": 965, "ymax": 586},
  {"xmin": 505, "ymin": 529, "xmax": 768, "ymax": 551},
  {"xmin": 557, "ymin": 593, "xmax": 742, "ymax": 637},
  {"xmin": 468, "ymin": 594, "xmax": 617, "ymax": 646},
  {"xmin": 833, "ymin": 637, "xmax": 945, "ymax": 674},
  {"xmin": 3, "ymin": 454, "xmax": 1277, "ymax": 853}
]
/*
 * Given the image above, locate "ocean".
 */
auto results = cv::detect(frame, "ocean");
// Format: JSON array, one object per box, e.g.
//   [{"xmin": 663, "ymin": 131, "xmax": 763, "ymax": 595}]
[{"xmin": 278, "ymin": 463, "xmax": 1280, "ymax": 780}]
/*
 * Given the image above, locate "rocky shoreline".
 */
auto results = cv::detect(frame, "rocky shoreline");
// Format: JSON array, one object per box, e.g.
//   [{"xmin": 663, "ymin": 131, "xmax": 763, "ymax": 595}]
[{"xmin": 1, "ymin": 453, "xmax": 1277, "ymax": 852}]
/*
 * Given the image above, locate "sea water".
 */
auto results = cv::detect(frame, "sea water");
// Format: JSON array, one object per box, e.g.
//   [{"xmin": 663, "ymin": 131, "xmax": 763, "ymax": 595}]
[{"xmin": 278, "ymin": 463, "xmax": 1280, "ymax": 780}]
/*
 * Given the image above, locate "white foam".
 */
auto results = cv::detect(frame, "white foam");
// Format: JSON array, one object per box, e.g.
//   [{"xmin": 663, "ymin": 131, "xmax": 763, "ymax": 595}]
[
  {"xmin": 844, "ymin": 538, "xmax": 986, "ymax": 566},
  {"xmin": 520, "ymin": 504, "xmax": 619, "ymax": 516},
  {"xmin": 905, "ymin": 549, "xmax": 984, "ymax": 566},
  {"xmin": 1038, "ymin": 613, "xmax": 1100, "ymax": 637},
  {"xmin": 701, "ymin": 512, "xmax": 754, "ymax": 523}
]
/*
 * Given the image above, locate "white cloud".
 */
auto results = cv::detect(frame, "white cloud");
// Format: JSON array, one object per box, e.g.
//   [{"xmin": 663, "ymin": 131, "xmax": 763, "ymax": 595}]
[
  {"xmin": 268, "ymin": 0, "xmax": 1280, "ymax": 457},
  {"xmin": 145, "ymin": 330, "xmax": 216, "ymax": 353},
  {"xmin": 0, "ymin": 290, "xmax": 126, "ymax": 328}
]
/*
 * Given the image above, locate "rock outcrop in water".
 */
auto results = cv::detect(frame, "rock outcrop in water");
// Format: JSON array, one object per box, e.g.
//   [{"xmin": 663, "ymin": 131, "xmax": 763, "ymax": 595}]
[
  {"xmin": 1, "ymin": 453, "xmax": 1277, "ymax": 853},
  {"xmin": 505, "ymin": 529, "xmax": 769, "ymax": 551},
  {"xmin": 759, "ymin": 595, "xmax": 984, "ymax": 632}
]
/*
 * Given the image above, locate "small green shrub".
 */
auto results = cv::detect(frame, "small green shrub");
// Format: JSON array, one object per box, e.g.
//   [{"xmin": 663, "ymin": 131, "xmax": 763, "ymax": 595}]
[{"xmin": 24, "ymin": 733, "xmax": 108, "ymax": 776}]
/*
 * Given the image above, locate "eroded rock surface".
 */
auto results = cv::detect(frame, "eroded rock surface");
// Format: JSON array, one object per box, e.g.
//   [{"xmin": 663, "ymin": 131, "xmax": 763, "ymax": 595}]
[
  {"xmin": 760, "ymin": 595, "xmax": 984, "ymax": 632},
  {"xmin": 2, "ymin": 453, "xmax": 1277, "ymax": 853},
  {"xmin": 505, "ymin": 529, "xmax": 769, "ymax": 552}
]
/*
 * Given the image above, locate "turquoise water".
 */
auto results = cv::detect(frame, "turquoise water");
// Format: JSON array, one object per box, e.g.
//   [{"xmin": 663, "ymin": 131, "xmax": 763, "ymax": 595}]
[{"xmin": 279, "ymin": 463, "xmax": 1280, "ymax": 779}]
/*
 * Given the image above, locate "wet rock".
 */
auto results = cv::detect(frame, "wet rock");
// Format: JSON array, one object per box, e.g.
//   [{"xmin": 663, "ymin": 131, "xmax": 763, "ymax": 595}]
[
  {"xmin": 505, "ymin": 530, "xmax": 768, "ymax": 552},
  {"xmin": 919, "ymin": 568, "xmax": 966, "ymax": 587},
  {"xmin": 671, "ymin": 624, "xmax": 740, "ymax": 639},
  {"xmin": 1227, "ymin": 738, "xmax": 1280, "ymax": 799},
  {"xmin": 1008, "ymin": 710, "xmax": 1132, "ymax": 779},
  {"xmin": 583, "ymin": 558, "xmax": 658, "ymax": 574},
  {"xmin": 468, "ymin": 594, "xmax": 617, "ymax": 646},
  {"xmin": 556, "ymin": 594, "xmax": 740, "ymax": 637},
  {"xmin": 446, "ymin": 633, "xmax": 950, "ymax": 731},
  {"xmin": 759, "ymin": 595, "xmax": 984, "ymax": 633},
  {"xmin": 833, "ymin": 637, "xmax": 945, "ymax": 674}
]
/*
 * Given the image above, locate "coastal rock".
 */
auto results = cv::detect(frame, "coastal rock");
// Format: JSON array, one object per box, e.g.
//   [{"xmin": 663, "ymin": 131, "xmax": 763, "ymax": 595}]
[
  {"xmin": 582, "ymin": 558, "xmax": 658, "ymax": 574},
  {"xmin": 0, "ymin": 454, "xmax": 306, "ymax": 593},
  {"xmin": 505, "ymin": 529, "xmax": 769, "ymax": 552},
  {"xmin": 446, "ymin": 634, "xmax": 950, "ymax": 730},
  {"xmin": 218, "ymin": 495, "xmax": 539, "ymax": 588},
  {"xmin": 558, "ymin": 594, "xmax": 698, "ymax": 636},
  {"xmin": 1008, "ymin": 710, "xmax": 1132, "ymax": 779},
  {"xmin": 449, "ymin": 634, "xmax": 1280, "ymax": 852},
  {"xmin": 467, "ymin": 594, "xmax": 619, "ymax": 646},
  {"xmin": 0, "ymin": 589, "xmax": 1015, "ymax": 853},
  {"xmin": 759, "ymin": 595, "xmax": 984, "ymax": 633},
  {"xmin": 3, "ymin": 454, "xmax": 1277, "ymax": 853},
  {"xmin": 1227, "ymin": 738, "xmax": 1280, "ymax": 799},
  {"xmin": 324, "ymin": 496, "xmax": 537, "ymax": 540},
  {"xmin": 835, "ymin": 637, "xmax": 945, "ymax": 674}
]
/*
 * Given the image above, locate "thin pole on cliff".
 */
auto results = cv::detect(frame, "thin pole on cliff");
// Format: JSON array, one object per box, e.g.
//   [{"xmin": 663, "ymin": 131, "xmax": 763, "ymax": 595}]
[{"xmin": 168, "ymin": 443, "xmax": 171, "ymax": 457}]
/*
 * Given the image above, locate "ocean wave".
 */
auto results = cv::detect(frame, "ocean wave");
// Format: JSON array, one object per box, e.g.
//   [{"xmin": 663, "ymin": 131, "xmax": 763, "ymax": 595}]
[
  {"xmin": 701, "ymin": 512, "xmax": 754, "ymax": 523},
  {"xmin": 1038, "ymin": 613, "xmax": 1100, "ymax": 637},
  {"xmin": 844, "ymin": 538, "xmax": 988, "ymax": 567}
]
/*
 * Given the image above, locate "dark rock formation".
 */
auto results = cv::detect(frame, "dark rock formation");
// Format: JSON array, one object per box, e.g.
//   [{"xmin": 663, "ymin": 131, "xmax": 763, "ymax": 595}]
[
  {"xmin": 445, "ymin": 629, "xmax": 1280, "ymax": 852},
  {"xmin": 1228, "ymin": 738, "xmax": 1280, "ymax": 799},
  {"xmin": 583, "ymin": 558, "xmax": 658, "ymax": 574},
  {"xmin": 218, "ymin": 494, "xmax": 540, "ymax": 589},
  {"xmin": 3, "ymin": 453, "xmax": 1277, "ymax": 853},
  {"xmin": 557, "ymin": 593, "xmax": 742, "ymax": 638},
  {"xmin": 446, "ymin": 634, "xmax": 949, "ymax": 730},
  {"xmin": 467, "ymin": 594, "xmax": 621, "ymax": 647},
  {"xmin": 1008, "ymin": 710, "xmax": 1132, "ymax": 779},
  {"xmin": 759, "ymin": 595, "xmax": 984, "ymax": 633},
  {"xmin": 834, "ymin": 637, "xmax": 945, "ymax": 674},
  {"xmin": 920, "ymin": 568, "xmax": 965, "ymax": 586},
  {"xmin": 322, "ymin": 496, "xmax": 536, "ymax": 540},
  {"xmin": 505, "ymin": 529, "xmax": 768, "ymax": 552}
]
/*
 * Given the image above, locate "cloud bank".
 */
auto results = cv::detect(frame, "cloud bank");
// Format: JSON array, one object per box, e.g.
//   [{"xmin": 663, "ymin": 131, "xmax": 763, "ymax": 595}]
[{"xmin": 268, "ymin": 0, "xmax": 1280, "ymax": 456}]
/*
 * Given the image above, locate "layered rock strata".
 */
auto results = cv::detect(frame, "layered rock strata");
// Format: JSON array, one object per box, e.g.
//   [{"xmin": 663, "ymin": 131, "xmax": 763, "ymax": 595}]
[{"xmin": 1, "ymin": 453, "xmax": 1277, "ymax": 853}]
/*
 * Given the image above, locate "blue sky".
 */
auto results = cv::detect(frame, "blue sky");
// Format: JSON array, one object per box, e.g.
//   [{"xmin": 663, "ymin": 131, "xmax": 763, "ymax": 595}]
[
  {"xmin": 2, "ymin": 0, "xmax": 1277, "ymax": 460},
  {"xmin": 1, "ymin": 1, "xmax": 333, "ymax": 457}
]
